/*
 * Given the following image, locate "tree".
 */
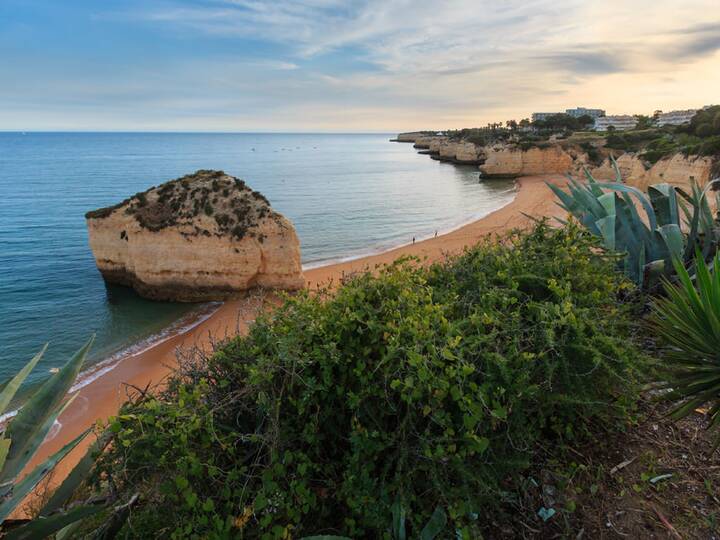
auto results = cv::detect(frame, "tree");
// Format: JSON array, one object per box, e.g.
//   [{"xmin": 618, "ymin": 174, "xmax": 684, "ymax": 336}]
[
  {"xmin": 697, "ymin": 123, "xmax": 714, "ymax": 138},
  {"xmin": 577, "ymin": 114, "xmax": 594, "ymax": 128},
  {"xmin": 634, "ymin": 115, "xmax": 654, "ymax": 130}
]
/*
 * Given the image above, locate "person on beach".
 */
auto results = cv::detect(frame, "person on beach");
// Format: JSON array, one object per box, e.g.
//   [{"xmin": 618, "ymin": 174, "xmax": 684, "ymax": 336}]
[
  {"xmin": 412, "ymin": 237, "xmax": 415, "ymax": 244},
  {"xmin": 435, "ymin": 230, "xmax": 437, "ymax": 238}
]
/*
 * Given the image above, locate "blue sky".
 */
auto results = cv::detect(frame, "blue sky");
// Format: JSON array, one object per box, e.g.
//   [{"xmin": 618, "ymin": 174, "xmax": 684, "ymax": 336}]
[{"xmin": 1, "ymin": 0, "xmax": 719, "ymax": 131}]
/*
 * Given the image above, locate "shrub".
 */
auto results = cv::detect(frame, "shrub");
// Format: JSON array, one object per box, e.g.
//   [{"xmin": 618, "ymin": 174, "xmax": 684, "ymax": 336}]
[
  {"xmin": 696, "ymin": 123, "xmax": 714, "ymax": 138},
  {"xmin": 95, "ymin": 223, "xmax": 643, "ymax": 538}
]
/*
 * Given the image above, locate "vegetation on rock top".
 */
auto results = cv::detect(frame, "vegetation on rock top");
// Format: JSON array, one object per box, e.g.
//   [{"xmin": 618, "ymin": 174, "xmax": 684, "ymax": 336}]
[{"xmin": 85, "ymin": 170, "xmax": 280, "ymax": 241}]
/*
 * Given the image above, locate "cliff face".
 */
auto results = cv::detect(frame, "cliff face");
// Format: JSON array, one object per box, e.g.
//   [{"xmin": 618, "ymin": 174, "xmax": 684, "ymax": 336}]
[
  {"xmin": 587, "ymin": 154, "xmax": 714, "ymax": 191},
  {"xmin": 86, "ymin": 170, "xmax": 305, "ymax": 302},
  {"xmin": 393, "ymin": 133, "xmax": 717, "ymax": 189},
  {"xmin": 478, "ymin": 144, "xmax": 715, "ymax": 189},
  {"xmin": 479, "ymin": 146, "xmax": 576, "ymax": 178}
]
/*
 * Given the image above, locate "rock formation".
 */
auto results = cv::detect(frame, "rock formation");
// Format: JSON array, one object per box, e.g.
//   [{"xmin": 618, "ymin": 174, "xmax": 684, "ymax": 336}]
[
  {"xmin": 393, "ymin": 132, "xmax": 717, "ymax": 189},
  {"xmin": 85, "ymin": 170, "xmax": 305, "ymax": 301},
  {"xmin": 479, "ymin": 146, "xmax": 575, "ymax": 177},
  {"xmin": 587, "ymin": 154, "xmax": 714, "ymax": 191}
]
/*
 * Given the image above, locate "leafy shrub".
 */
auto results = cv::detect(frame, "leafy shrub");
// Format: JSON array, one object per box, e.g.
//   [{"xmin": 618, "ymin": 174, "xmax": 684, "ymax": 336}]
[
  {"xmin": 699, "ymin": 136, "xmax": 720, "ymax": 157},
  {"xmin": 95, "ymin": 223, "xmax": 643, "ymax": 538},
  {"xmin": 579, "ymin": 141, "xmax": 602, "ymax": 165},
  {"xmin": 697, "ymin": 123, "xmax": 714, "ymax": 138}
]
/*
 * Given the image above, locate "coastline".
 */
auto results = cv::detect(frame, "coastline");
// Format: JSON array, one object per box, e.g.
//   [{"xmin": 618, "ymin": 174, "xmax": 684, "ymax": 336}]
[{"xmin": 24, "ymin": 174, "xmax": 566, "ymax": 507}]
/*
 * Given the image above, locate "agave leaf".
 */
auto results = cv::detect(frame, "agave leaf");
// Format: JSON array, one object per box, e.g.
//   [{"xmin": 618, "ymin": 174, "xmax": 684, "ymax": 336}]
[
  {"xmin": 41, "ymin": 431, "xmax": 110, "ymax": 517},
  {"xmin": 546, "ymin": 182, "xmax": 579, "ymax": 214},
  {"xmin": 596, "ymin": 216, "xmax": 616, "ymax": 251},
  {"xmin": 0, "ymin": 438, "xmax": 11, "ymax": 473},
  {"xmin": 658, "ymin": 224, "xmax": 685, "ymax": 261},
  {"xmin": 0, "ymin": 393, "xmax": 79, "ymax": 499},
  {"xmin": 0, "ymin": 345, "xmax": 47, "ymax": 418},
  {"xmin": 598, "ymin": 192, "xmax": 616, "ymax": 216},
  {"xmin": 391, "ymin": 500, "xmax": 406, "ymax": 540},
  {"xmin": 644, "ymin": 259, "xmax": 665, "ymax": 288},
  {"xmin": 595, "ymin": 183, "xmax": 658, "ymax": 231},
  {"xmin": 1, "ymin": 337, "xmax": 93, "ymax": 485},
  {"xmin": 420, "ymin": 507, "xmax": 447, "ymax": 540},
  {"xmin": 3, "ymin": 504, "xmax": 102, "ymax": 540},
  {"xmin": 0, "ymin": 429, "xmax": 89, "ymax": 523},
  {"xmin": 610, "ymin": 154, "xmax": 623, "ymax": 183},
  {"xmin": 648, "ymin": 184, "xmax": 679, "ymax": 226}
]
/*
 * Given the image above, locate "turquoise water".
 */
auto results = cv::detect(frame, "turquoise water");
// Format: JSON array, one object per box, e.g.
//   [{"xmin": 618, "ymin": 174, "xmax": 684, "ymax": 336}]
[{"xmin": 0, "ymin": 132, "xmax": 514, "ymax": 386}]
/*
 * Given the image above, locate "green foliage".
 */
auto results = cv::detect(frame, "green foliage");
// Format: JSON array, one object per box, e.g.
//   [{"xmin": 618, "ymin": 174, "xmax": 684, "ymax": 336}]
[
  {"xmin": 95, "ymin": 223, "xmax": 643, "ymax": 538},
  {"xmin": 532, "ymin": 114, "xmax": 591, "ymax": 132},
  {"xmin": 688, "ymin": 105, "xmax": 720, "ymax": 137},
  {"xmin": 634, "ymin": 115, "xmax": 654, "ymax": 130},
  {"xmin": 0, "ymin": 339, "xmax": 107, "ymax": 537},
  {"xmin": 651, "ymin": 253, "xmax": 720, "ymax": 449},
  {"xmin": 548, "ymin": 164, "xmax": 720, "ymax": 287},
  {"xmin": 697, "ymin": 123, "xmax": 714, "ymax": 138}
]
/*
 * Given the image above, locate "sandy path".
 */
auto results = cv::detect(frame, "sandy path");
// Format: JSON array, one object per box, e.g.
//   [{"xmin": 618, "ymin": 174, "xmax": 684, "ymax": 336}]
[{"xmin": 23, "ymin": 174, "xmax": 565, "ymax": 510}]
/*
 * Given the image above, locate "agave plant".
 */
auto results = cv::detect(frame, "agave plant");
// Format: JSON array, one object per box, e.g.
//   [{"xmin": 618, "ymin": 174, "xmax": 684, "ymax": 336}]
[
  {"xmin": 0, "ymin": 338, "xmax": 109, "ymax": 539},
  {"xmin": 651, "ymin": 253, "xmax": 720, "ymax": 449},
  {"xmin": 548, "ymin": 158, "xmax": 720, "ymax": 287}
]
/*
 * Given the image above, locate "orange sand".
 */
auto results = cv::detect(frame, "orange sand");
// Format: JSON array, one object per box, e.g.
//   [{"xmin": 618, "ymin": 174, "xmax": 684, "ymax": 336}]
[{"xmin": 25, "ymin": 174, "xmax": 565, "ymax": 505}]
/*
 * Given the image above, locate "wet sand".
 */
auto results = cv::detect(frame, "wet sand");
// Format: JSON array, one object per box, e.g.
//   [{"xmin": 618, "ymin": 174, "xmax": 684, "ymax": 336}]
[{"xmin": 24, "ymin": 174, "xmax": 565, "ymax": 509}]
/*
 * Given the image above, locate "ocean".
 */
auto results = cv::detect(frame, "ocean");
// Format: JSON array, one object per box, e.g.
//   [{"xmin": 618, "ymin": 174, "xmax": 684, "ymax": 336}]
[{"xmin": 0, "ymin": 132, "xmax": 514, "ymax": 387}]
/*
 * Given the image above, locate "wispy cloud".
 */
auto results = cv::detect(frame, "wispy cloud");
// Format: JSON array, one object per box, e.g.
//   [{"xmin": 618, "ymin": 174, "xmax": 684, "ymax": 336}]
[{"xmin": 3, "ymin": 0, "xmax": 720, "ymax": 130}]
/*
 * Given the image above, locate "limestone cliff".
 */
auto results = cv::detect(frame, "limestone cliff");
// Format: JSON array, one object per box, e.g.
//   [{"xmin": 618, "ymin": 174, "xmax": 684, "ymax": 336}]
[
  {"xmin": 587, "ymin": 153, "xmax": 715, "ymax": 191},
  {"xmin": 85, "ymin": 170, "xmax": 305, "ymax": 301},
  {"xmin": 478, "ymin": 144, "xmax": 715, "ymax": 189},
  {"xmin": 479, "ymin": 146, "xmax": 576, "ymax": 178},
  {"xmin": 393, "ymin": 132, "xmax": 717, "ymax": 189}
]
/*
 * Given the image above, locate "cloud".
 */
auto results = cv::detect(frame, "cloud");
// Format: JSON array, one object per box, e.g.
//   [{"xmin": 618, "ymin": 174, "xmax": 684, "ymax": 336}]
[
  {"xmin": 4, "ymin": 0, "xmax": 720, "ymax": 130},
  {"xmin": 668, "ymin": 22, "xmax": 720, "ymax": 60},
  {"xmin": 534, "ymin": 50, "xmax": 628, "ymax": 76}
]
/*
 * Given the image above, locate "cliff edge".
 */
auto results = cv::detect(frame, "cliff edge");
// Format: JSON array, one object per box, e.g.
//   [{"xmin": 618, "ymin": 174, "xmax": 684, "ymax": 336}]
[{"xmin": 86, "ymin": 170, "xmax": 305, "ymax": 301}]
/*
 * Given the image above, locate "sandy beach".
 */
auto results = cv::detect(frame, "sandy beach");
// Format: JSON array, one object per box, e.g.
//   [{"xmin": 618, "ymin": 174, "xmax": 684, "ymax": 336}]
[{"xmin": 25, "ymin": 174, "xmax": 565, "ymax": 506}]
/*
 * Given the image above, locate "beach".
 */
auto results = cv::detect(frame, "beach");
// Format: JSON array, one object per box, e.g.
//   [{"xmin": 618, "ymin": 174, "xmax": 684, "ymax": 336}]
[{"xmin": 25, "ymin": 174, "xmax": 565, "ymax": 505}]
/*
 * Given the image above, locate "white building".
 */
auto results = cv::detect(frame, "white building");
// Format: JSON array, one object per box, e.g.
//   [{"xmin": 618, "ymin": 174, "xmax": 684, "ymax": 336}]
[
  {"xmin": 565, "ymin": 107, "xmax": 605, "ymax": 119},
  {"xmin": 593, "ymin": 115, "xmax": 637, "ymax": 131},
  {"xmin": 656, "ymin": 109, "xmax": 698, "ymax": 126}
]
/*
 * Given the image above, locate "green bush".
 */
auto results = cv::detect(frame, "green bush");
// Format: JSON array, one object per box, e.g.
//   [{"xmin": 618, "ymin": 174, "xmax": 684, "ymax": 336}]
[
  {"xmin": 95, "ymin": 223, "xmax": 643, "ymax": 539},
  {"xmin": 696, "ymin": 123, "xmax": 714, "ymax": 138}
]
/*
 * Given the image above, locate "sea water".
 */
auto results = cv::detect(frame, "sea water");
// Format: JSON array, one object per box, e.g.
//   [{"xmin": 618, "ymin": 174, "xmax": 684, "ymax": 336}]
[{"xmin": 0, "ymin": 132, "xmax": 514, "ymax": 385}]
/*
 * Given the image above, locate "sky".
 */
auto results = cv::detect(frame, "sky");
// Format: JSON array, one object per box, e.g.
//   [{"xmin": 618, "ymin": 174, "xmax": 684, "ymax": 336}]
[{"xmin": 1, "ymin": 0, "xmax": 719, "ymax": 132}]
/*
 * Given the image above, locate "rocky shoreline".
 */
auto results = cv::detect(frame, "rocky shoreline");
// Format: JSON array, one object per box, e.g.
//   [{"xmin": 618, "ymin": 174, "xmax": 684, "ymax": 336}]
[{"xmin": 392, "ymin": 132, "xmax": 716, "ymax": 189}]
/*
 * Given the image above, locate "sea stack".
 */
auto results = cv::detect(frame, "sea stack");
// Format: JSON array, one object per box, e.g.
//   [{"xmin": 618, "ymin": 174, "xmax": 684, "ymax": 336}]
[{"xmin": 85, "ymin": 170, "xmax": 305, "ymax": 301}]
